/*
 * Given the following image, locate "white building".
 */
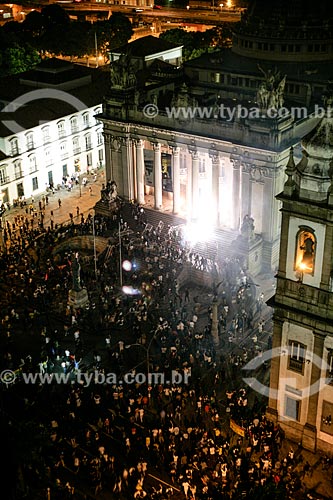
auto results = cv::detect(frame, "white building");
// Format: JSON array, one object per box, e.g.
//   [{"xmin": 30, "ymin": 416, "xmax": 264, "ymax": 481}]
[{"xmin": 0, "ymin": 58, "xmax": 108, "ymax": 206}]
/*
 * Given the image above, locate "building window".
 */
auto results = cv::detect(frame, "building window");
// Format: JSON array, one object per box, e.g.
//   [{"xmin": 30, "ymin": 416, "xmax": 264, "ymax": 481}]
[
  {"xmin": 85, "ymin": 134, "xmax": 92, "ymax": 151},
  {"xmin": 285, "ymin": 396, "xmax": 301, "ymax": 421},
  {"xmin": 0, "ymin": 166, "xmax": 8, "ymax": 185},
  {"xmin": 73, "ymin": 137, "xmax": 80, "ymax": 155},
  {"xmin": 295, "ymin": 227, "xmax": 316, "ymax": 276},
  {"xmin": 214, "ymin": 73, "xmax": 221, "ymax": 83},
  {"xmin": 29, "ymin": 155, "xmax": 37, "ymax": 173},
  {"xmin": 26, "ymin": 132, "xmax": 34, "ymax": 151},
  {"xmin": 10, "ymin": 137, "xmax": 19, "ymax": 156},
  {"xmin": 32, "ymin": 176, "xmax": 38, "ymax": 191},
  {"xmin": 60, "ymin": 141, "xmax": 68, "ymax": 160},
  {"xmin": 97, "ymin": 131, "xmax": 103, "ymax": 146},
  {"xmin": 70, "ymin": 116, "xmax": 78, "ymax": 133},
  {"xmin": 98, "ymin": 149, "xmax": 104, "ymax": 163},
  {"xmin": 14, "ymin": 160, "xmax": 22, "ymax": 179},
  {"xmin": 42, "ymin": 126, "xmax": 50, "ymax": 144},
  {"xmin": 57, "ymin": 120, "xmax": 66, "ymax": 139},
  {"xmin": 288, "ymin": 340, "xmax": 306, "ymax": 374},
  {"xmin": 87, "ymin": 152, "xmax": 92, "ymax": 167},
  {"xmin": 83, "ymin": 113, "xmax": 90, "ymax": 129},
  {"xmin": 321, "ymin": 401, "xmax": 333, "ymax": 435}
]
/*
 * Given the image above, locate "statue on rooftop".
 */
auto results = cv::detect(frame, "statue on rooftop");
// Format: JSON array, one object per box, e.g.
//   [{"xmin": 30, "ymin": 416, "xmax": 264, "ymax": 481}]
[
  {"xmin": 257, "ymin": 65, "xmax": 286, "ymax": 111},
  {"xmin": 110, "ymin": 53, "xmax": 137, "ymax": 89}
]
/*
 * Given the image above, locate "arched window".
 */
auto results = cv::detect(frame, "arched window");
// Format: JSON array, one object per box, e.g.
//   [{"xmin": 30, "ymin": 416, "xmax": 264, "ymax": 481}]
[{"xmin": 295, "ymin": 226, "xmax": 316, "ymax": 276}]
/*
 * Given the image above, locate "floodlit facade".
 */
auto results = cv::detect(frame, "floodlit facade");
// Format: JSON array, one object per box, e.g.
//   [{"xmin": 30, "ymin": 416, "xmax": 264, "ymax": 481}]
[
  {"xmin": 0, "ymin": 59, "xmax": 108, "ymax": 206},
  {"xmin": 99, "ymin": 0, "xmax": 333, "ymax": 274},
  {"xmin": 267, "ymin": 110, "xmax": 333, "ymax": 453}
]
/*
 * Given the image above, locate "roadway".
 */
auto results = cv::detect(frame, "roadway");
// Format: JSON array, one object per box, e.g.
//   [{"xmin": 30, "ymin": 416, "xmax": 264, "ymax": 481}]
[{"xmin": 60, "ymin": 3, "xmax": 241, "ymax": 25}]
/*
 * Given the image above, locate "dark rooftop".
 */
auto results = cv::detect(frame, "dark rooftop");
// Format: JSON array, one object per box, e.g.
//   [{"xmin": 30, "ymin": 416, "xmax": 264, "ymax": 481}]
[{"xmin": 112, "ymin": 35, "xmax": 183, "ymax": 58}]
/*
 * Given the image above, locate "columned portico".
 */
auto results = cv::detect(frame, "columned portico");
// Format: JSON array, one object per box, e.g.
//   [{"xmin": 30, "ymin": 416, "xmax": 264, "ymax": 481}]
[
  {"xmin": 103, "ymin": 134, "xmax": 112, "ymax": 182},
  {"xmin": 192, "ymin": 151, "xmax": 200, "ymax": 220},
  {"xmin": 135, "ymin": 139, "xmax": 145, "ymax": 205},
  {"xmin": 171, "ymin": 146, "xmax": 180, "ymax": 214},
  {"xmin": 153, "ymin": 142, "xmax": 162, "ymax": 210},
  {"xmin": 210, "ymin": 151, "xmax": 220, "ymax": 226},
  {"xmin": 231, "ymin": 158, "xmax": 241, "ymax": 230}
]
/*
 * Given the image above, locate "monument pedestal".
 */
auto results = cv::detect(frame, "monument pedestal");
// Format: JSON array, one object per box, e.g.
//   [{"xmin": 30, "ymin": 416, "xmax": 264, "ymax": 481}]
[{"xmin": 68, "ymin": 288, "xmax": 89, "ymax": 309}]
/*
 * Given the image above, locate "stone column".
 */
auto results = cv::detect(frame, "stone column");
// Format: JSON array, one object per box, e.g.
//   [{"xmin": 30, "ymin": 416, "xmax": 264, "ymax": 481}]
[
  {"xmin": 136, "ymin": 139, "xmax": 145, "ymax": 205},
  {"xmin": 120, "ymin": 137, "xmax": 135, "ymax": 201},
  {"xmin": 266, "ymin": 317, "xmax": 283, "ymax": 422},
  {"xmin": 172, "ymin": 146, "xmax": 180, "ymax": 214},
  {"xmin": 191, "ymin": 151, "xmax": 199, "ymax": 220},
  {"xmin": 210, "ymin": 152, "xmax": 220, "ymax": 227},
  {"xmin": 186, "ymin": 151, "xmax": 192, "ymax": 219},
  {"xmin": 302, "ymin": 332, "xmax": 325, "ymax": 452},
  {"xmin": 103, "ymin": 133, "xmax": 112, "ymax": 182},
  {"xmin": 232, "ymin": 158, "xmax": 241, "ymax": 231},
  {"xmin": 153, "ymin": 142, "xmax": 162, "ymax": 210},
  {"xmin": 241, "ymin": 164, "xmax": 251, "ymax": 221}
]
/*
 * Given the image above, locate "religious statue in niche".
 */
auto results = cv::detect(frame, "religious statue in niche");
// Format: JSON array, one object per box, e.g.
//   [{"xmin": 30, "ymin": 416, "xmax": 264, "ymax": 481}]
[
  {"xmin": 296, "ymin": 229, "xmax": 316, "ymax": 274},
  {"xmin": 110, "ymin": 54, "xmax": 137, "ymax": 89}
]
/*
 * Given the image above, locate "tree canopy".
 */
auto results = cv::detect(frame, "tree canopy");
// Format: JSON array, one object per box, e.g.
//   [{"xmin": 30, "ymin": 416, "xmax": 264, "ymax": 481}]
[{"xmin": 160, "ymin": 24, "xmax": 233, "ymax": 61}]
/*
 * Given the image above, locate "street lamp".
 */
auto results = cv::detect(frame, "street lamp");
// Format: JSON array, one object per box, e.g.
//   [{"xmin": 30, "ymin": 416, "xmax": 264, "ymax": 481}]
[
  {"xmin": 220, "ymin": 3, "xmax": 223, "ymax": 12},
  {"xmin": 88, "ymin": 209, "xmax": 97, "ymax": 280}
]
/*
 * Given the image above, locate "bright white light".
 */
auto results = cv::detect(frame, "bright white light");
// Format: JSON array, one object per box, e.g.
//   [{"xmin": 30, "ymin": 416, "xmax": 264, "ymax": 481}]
[
  {"xmin": 122, "ymin": 286, "xmax": 141, "ymax": 295},
  {"xmin": 122, "ymin": 260, "xmax": 132, "ymax": 271},
  {"xmin": 184, "ymin": 219, "xmax": 213, "ymax": 245}
]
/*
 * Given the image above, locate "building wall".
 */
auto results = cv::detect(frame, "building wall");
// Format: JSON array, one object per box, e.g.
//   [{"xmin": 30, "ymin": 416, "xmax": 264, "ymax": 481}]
[{"xmin": 0, "ymin": 105, "xmax": 104, "ymax": 204}]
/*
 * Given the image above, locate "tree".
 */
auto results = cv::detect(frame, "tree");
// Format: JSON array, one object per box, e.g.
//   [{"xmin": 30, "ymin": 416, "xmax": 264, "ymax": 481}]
[
  {"xmin": 95, "ymin": 13, "xmax": 133, "ymax": 59},
  {"xmin": 41, "ymin": 4, "xmax": 70, "ymax": 29},
  {"xmin": 22, "ymin": 10, "xmax": 45, "ymax": 41}
]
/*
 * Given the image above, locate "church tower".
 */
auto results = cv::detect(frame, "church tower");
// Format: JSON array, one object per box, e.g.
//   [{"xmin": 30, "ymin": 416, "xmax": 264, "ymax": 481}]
[{"xmin": 267, "ymin": 105, "xmax": 333, "ymax": 452}]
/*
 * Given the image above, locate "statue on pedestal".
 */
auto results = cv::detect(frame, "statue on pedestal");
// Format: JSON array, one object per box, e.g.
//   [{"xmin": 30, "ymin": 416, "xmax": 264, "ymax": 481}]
[
  {"xmin": 241, "ymin": 215, "xmax": 255, "ymax": 241},
  {"xmin": 71, "ymin": 252, "xmax": 81, "ymax": 292}
]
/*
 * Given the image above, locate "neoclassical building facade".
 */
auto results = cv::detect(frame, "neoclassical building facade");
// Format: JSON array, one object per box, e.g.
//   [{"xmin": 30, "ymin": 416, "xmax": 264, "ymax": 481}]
[{"xmin": 99, "ymin": 0, "xmax": 333, "ymax": 273}]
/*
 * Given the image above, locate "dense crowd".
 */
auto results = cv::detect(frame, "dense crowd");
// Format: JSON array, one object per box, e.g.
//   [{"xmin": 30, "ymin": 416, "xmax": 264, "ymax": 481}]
[{"xmin": 0, "ymin": 195, "xmax": 316, "ymax": 500}]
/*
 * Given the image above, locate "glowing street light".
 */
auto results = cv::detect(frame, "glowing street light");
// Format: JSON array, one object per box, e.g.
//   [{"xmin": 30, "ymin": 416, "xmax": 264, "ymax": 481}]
[{"xmin": 220, "ymin": 3, "xmax": 223, "ymax": 12}]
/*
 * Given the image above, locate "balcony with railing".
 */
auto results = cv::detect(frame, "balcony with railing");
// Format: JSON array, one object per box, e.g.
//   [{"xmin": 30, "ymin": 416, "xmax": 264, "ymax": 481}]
[
  {"xmin": 58, "ymin": 130, "xmax": 67, "ymax": 139},
  {"xmin": 71, "ymin": 126, "xmax": 79, "ymax": 134},
  {"xmin": 26, "ymin": 142, "xmax": 35, "ymax": 151},
  {"xmin": 61, "ymin": 152, "xmax": 69, "ymax": 161},
  {"xmin": 85, "ymin": 143, "xmax": 93, "ymax": 151},
  {"xmin": 14, "ymin": 171, "xmax": 23, "ymax": 180},
  {"xmin": 0, "ymin": 176, "xmax": 9, "ymax": 185},
  {"xmin": 288, "ymin": 357, "xmax": 304, "ymax": 374},
  {"xmin": 73, "ymin": 147, "xmax": 81, "ymax": 156},
  {"xmin": 10, "ymin": 147, "xmax": 20, "ymax": 157}
]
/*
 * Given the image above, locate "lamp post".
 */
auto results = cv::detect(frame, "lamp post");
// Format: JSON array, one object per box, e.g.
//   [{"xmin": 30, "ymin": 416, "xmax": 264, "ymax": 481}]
[
  {"xmin": 119, "ymin": 222, "xmax": 123, "ymax": 288},
  {"xmin": 219, "ymin": 3, "xmax": 223, "ymax": 12},
  {"xmin": 88, "ymin": 209, "xmax": 97, "ymax": 280}
]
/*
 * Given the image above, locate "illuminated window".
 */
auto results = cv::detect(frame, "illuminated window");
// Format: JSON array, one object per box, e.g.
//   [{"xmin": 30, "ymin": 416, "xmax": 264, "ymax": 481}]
[
  {"xmin": 288, "ymin": 340, "xmax": 306, "ymax": 374},
  {"xmin": 295, "ymin": 227, "xmax": 316, "ymax": 275}
]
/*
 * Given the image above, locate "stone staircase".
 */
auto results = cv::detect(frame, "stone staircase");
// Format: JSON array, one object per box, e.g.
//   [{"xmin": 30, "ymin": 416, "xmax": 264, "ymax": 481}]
[{"xmin": 120, "ymin": 202, "xmax": 238, "ymax": 262}]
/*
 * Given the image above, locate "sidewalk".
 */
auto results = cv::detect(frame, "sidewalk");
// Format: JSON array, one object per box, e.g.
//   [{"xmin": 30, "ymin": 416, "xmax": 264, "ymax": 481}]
[{"xmin": 2, "ymin": 168, "xmax": 105, "ymax": 229}]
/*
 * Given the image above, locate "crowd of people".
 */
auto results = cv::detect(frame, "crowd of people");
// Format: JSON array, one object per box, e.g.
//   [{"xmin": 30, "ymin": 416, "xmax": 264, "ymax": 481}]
[{"xmin": 0, "ymin": 192, "xmax": 321, "ymax": 499}]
